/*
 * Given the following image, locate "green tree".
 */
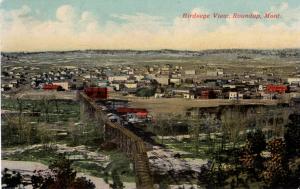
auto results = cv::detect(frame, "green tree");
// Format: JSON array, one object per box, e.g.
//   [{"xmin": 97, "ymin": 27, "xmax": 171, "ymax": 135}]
[
  {"xmin": 240, "ymin": 129, "xmax": 266, "ymax": 180},
  {"xmin": 2, "ymin": 168, "xmax": 22, "ymax": 188},
  {"xmin": 136, "ymin": 87, "xmax": 155, "ymax": 97},
  {"xmin": 31, "ymin": 155, "xmax": 95, "ymax": 189},
  {"xmin": 109, "ymin": 169, "xmax": 124, "ymax": 189},
  {"xmin": 284, "ymin": 113, "xmax": 300, "ymax": 157}
]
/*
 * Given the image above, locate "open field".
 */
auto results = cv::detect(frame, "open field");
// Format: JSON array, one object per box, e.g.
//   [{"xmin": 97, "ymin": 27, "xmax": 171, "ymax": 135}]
[
  {"xmin": 110, "ymin": 92, "xmax": 279, "ymax": 114},
  {"xmin": 2, "ymin": 50, "xmax": 300, "ymax": 79},
  {"xmin": 11, "ymin": 89, "xmax": 77, "ymax": 100}
]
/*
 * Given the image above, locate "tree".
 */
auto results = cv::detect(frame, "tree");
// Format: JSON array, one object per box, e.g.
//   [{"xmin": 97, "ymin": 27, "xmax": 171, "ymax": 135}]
[
  {"xmin": 2, "ymin": 114, "xmax": 40, "ymax": 146},
  {"xmin": 109, "ymin": 169, "xmax": 124, "ymax": 189},
  {"xmin": 262, "ymin": 138, "xmax": 289, "ymax": 188},
  {"xmin": 2, "ymin": 168, "xmax": 23, "ymax": 188},
  {"xmin": 284, "ymin": 113, "xmax": 300, "ymax": 157},
  {"xmin": 41, "ymin": 97, "xmax": 51, "ymax": 122},
  {"xmin": 69, "ymin": 177, "xmax": 95, "ymax": 189},
  {"xmin": 16, "ymin": 97, "xmax": 24, "ymax": 125},
  {"xmin": 240, "ymin": 129, "xmax": 266, "ymax": 180},
  {"xmin": 31, "ymin": 155, "xmax": 95, "ymax": 189},
  {"xmin": 155, "ymin": 114, "xmax": 172, "ymax": 144},
  {"xmin": 187, "ymin": 114, "xmax": 205, "ymax": 156},
  {"xmin": 221, "ymin": 109, "xmax": 245, "ymax": 149},
  {"xmin": 136, "ymin": 87, "xmax": 155, "ymax": 97}
]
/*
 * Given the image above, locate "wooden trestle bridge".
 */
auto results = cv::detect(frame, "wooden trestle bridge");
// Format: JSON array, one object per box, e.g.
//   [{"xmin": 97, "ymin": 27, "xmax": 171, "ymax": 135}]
[{"xmin": 78, "ymin": 92, "xmax": 154, "ymax": 189}]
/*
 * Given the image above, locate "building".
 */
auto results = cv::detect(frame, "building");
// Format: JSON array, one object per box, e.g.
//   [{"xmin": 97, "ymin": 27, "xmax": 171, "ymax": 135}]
[
  {"xmin": 108, "ymin": 75, "xmax": 129, "ymax": 82},
  {"xmin": 228, "ymin": 92, "xmax": 238, "ymax": 100},
  {"xmin": 169, "ymin": 78, "xmax": 181, "ymax": 85},
  {"xmin": 43, "ymin": 84, "xmax": 60, "ymax": 90},
  {"xmin": 287, "ymin": 78, "xmax": 300, "ymax": 85},
  {"xmin": 185, "ymin": 70, "xmax": 196, "ymax": 75},
  {"xmin": 266, "ymin": 84, "xmax": 287, "ymax": 93},
  {"xmin": 52, "ymin": 82, "xmax": 69, "ymax": 90},
  {"xmin": 154, "ymin": 76, "xmax": 169, "ymax": 85},
  {"xmin": 206, "ymin": 71, "xmax": 218, "ymax": 77},
  {"xmin": 124, "ymin": 83, "xmax": 138, "ymax": 89},
  {"xmin": 84, "ymin": 87, "xmax": 108, "ymax": 99}
]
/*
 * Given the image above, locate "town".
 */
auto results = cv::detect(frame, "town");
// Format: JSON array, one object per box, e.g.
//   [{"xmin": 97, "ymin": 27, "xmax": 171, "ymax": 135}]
[
  {"xmin": 1, "ymin": 49, "xmax": 300, "ymax": 189},
  {"xmin": 2, "ymin": 50, "xmax": 300, "ymax": 101}
]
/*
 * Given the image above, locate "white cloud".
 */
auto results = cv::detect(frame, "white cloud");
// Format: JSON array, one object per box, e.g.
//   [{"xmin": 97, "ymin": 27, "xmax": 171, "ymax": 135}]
[
  {"xmin": 1, "ymin": 4, "xmax": 300, "ymax": 52},
  {"xmin": 56, "ymin": 4, "xmax": 76, "ymax": 22}
]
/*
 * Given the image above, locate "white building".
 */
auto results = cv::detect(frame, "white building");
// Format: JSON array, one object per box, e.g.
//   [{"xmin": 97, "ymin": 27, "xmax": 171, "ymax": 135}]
[
  {"xmin": 169, "ymin": 78, "xmax": 181, "ymax": 85},
  {"xmin": 154, "ymin": 93, "xmax": 164, "ymax": 98},
  {"xmin": 229, "ymin": 92, "xmax": 237, "ymax": 100},
  {"xmin": 124, "ymin": 83, "xmax": 137, "ymax": 89},
  {"xmin": 287, "ymin": 78, "xmax": 300, "ymax": 85},
  {"xmin": 53, "ymin": 82, "xmax": 69, "ymax": 90},
  {"xmin": 108, "ymin": 76, "xmax": 129, "ymax": 82},
  {"xmin": 185, "ymin": 70, "xmax": 196, "ymax": 75},
  {"xmin": 155, "ymin": 77, "xmax": 169, "ymax": 85},
  {"xmin": 206, "ymin": 71, "xmax": 218, "ymax": 77}
]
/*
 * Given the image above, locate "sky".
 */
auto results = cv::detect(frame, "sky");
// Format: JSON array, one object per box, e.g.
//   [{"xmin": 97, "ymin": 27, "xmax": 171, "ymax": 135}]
[{"xmin": 0, "ymin": 0, "xmax": 300, "ymax": 52}]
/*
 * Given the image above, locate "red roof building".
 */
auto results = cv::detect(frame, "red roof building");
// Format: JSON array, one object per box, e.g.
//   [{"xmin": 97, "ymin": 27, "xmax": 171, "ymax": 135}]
[
  {"xmin": 43, "ymin": 84, "xmax": 60, "ymax": 90},
  {"xmin": 116, "ymin": 107, "xmax": 148, "ymax": 118},
  {"xmin": 84, "ymin": 87, "xmax": 108, "ymax": 99},
  {"xmin": 266, "ymin": 84, "xmax": 287, "ymax": 93}
]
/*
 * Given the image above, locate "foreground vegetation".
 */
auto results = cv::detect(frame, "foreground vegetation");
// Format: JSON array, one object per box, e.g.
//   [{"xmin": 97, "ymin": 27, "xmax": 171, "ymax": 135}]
[
  {"xmin": 2, "ymin": 155, "xmax": 96, "ymax": 189},
  {"xmin": 2, "ymin": 97, "xmax": 300, "ymax": 188},
  {"xmin": 1, "ymin": 97, "xmax": 135, "ymax": 187},
  {"xmin": 149, "ymin": 107, "xmax": 300, "ymax": 188}
]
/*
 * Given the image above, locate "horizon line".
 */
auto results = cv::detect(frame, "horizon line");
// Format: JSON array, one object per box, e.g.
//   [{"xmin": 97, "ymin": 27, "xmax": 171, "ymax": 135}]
[{"xmin": 2, "ymin": 47, "xmax": 300, "ymax": 54}]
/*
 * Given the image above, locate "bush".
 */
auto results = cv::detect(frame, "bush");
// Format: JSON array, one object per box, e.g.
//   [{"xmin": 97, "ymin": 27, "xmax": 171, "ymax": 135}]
[
  {"xmin": 31, "ymin": 155, "xmax": 95, "ymax": 189},
  {"xmin": 136, "ymin": 87, "xmax": 155, "ymax": 97}
]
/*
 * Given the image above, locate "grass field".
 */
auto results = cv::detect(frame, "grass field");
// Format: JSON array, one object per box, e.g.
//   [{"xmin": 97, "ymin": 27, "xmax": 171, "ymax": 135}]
[{"xmin": 110, "ymin": 91, "xmax": 279, "ymax": 115}]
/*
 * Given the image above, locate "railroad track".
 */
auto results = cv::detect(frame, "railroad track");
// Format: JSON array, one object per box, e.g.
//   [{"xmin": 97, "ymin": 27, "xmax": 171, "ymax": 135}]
[{"xmin": 78, "ymin": 92, "xmax": 154, "ymax": 189}]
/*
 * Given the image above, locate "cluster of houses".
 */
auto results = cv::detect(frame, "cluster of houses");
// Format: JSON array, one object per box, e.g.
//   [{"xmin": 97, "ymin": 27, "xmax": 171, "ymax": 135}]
[{"xmin": 2, "ymin": 63, "xmax": 300, "ymax": 100}]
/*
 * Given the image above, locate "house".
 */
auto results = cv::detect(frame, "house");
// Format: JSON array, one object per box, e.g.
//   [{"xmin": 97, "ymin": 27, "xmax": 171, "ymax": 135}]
[
  {"xmin": 266, "ymin": 84, "xmax": 287, "ymax": 93},
  {"xmin": 160, "ymin": 66, "xmax": 170, "ymax": 75},
  {"xmin": 52, "ymin": 82, "xmax": 69, "ymax": 90},
  {"xmin": 206, "ymin": 71, "xmax": 218, "ymax": 77},
  {"xmin": 217, "ymin": 69, "xmax": 224, "ymax": 76},
  {"xmin": 124, "ymin": 82, "xmax": 138, "ymax": 89},
  {"xmin": 134, "ymin": 75, "xmax": 144, "ymax": 81},
  {"xmin": 287, "ymin": 78, "xmax": 300, "ymax": 85},
  {"xmin": 197, "ymin": 89, "xmax": 218, "ymax": 99},
  {"xmin": 154, "ymin": 88, "xmax": 164, "ymax": 98},
  {"xmin": 43, "ymin": 84, "xmax": 60, "ymax": 90},
  {"xmin": 154, "ymin": 76, "xmax": 169, "ymax": 85},
  {"xmin": 169, "ymin": 78, "xmax": 181, "ymax": 85},
  {"xmin": 84, "ymin": 87, "xmax": 108, "ymax": 99},
  {"xmin": 172, "ymin": 89, "xmax": 192, "ymax": 98},
  {"xmin": 185, "ymin": 70, "xmax": 195, "ymax": 75},
  {"xmin": 290, "ymin": 97, "xmax": 300, "ymax": 109},
  {"xmin": 98, "ymin": 80, "xmax": 109, "ymax": 87},
  {"xmin": 183, "ymin": 93, "xmax": 195, "ymax": 99},
  {"xmin": 108, "ymin": 75, "xmax": 129, "ymax": 82},
  {"xmin": 229, "ymin": 92, "xmax": 238, "ymax": 100},
  {"xmin": 154, "ymin": 93, "xmax": 164, "ymax": 98},
  {"xmin": 148, "ymin": 67, "xmax": 154, "ymax": 72},
  {"xmin": 110, "ymin": 83, "xmax": 120, "ymax": 91},
  {"xmin": 260, "ymin": 92, "xmax": 272, "ymax": 100}
]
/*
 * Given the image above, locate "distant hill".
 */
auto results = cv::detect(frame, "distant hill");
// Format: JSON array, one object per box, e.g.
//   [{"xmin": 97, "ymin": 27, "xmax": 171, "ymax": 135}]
[{"xmin": 2, "ymin": 48, "xmax": 300, "ymax": 58}]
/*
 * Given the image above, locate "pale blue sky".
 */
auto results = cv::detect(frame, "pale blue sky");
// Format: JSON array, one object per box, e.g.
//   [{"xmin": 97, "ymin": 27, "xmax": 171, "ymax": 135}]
[{"xmin": 2, "ymin": 0, "xmax": 298, "ymax": 24}]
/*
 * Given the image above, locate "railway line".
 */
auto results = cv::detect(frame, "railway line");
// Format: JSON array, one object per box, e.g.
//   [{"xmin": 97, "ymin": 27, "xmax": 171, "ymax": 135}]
[{"xmin": 78, "ymin": 92, "xmax": 154, "ymax": 189}]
